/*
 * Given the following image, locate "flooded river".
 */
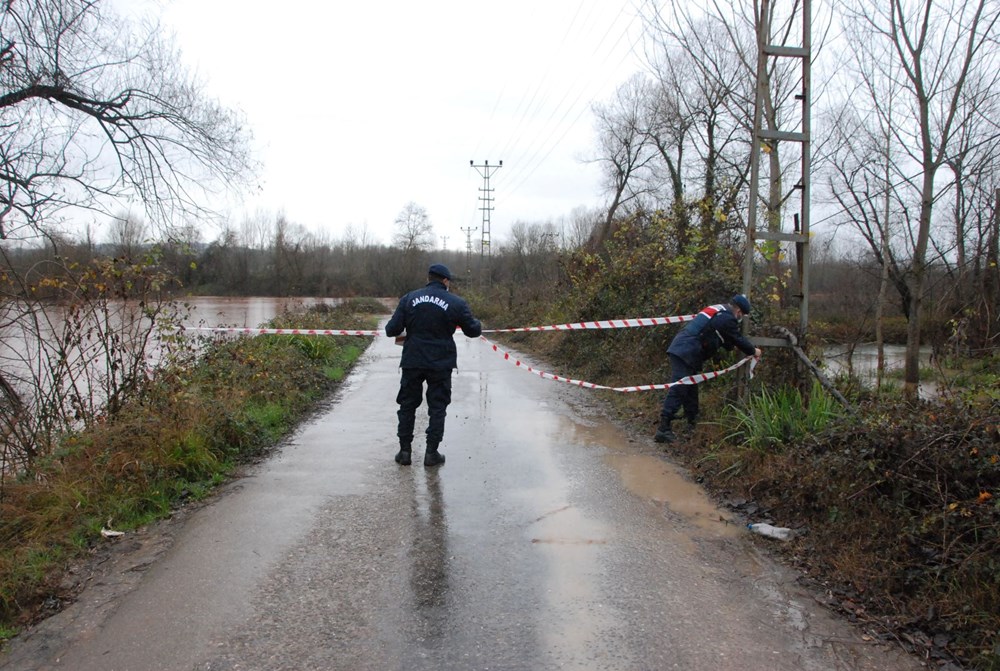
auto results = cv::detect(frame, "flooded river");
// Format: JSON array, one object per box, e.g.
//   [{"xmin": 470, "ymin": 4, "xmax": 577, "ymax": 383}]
[
  {"xmin": 820, "ymin": 343, "xmax": 936, "ymax": 397},
  {"xmin": 0, "ymin": 297, "xmax": 354, "ymax": 435},
  {"xmin": 183, "ymin": 296, "xmax": 347, "ymax": 328},
  {"xmin": 820, "ymin": 343, "xmax": 932, "ymax": 378}
]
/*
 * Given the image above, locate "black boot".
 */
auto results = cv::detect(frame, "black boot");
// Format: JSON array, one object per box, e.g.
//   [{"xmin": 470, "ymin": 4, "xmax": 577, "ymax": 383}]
[
  {"xmin": 424, "ymin": 444, "xmax": 445, "ymax": 467},
  {"xmin": 394, "ymin": 445, "xmax": 412, "ymax": 465},
  {"xmin": 654, "ymin": 418, "xmax": 675, "ymax": 444}
]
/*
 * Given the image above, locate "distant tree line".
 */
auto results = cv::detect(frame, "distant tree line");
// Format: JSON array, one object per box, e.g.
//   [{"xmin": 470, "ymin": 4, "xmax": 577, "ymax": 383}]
[
  {"xmin": 0, "ymin": 207, "xmax": 590, "ymax": 300},
  {"xmin": 1, "ymin": 0, "xmax": 997, "ymax": 405},
  {"xmin": 3, "ymin": 203, "xmax": 960, "ymax": 341}
]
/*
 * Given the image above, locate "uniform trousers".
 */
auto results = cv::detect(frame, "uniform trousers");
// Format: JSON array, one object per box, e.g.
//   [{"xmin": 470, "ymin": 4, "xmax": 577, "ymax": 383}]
[
  {"xmin": 396, "ymin": 367, "xmax": 452, "ymax": 447},
  {"xmin": 660, "ymin": 354, "xmax": 701, "ymax": 425}
]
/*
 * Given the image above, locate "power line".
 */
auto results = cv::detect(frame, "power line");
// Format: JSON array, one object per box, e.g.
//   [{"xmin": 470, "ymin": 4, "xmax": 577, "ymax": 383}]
[
  {"xmin": 492, "ymin": 2, "xmax": 643, "ymax": 202},
  {"xmin": 462, "ymin": 1, "xmax": 647, "ymax": 239},
  {"xmin": 488, "ymin": 0, "xmax": 595, "ymax": 163},
  {"xmin": 500, "ymin": 21, "xmax": 644, "ymax": 200}
]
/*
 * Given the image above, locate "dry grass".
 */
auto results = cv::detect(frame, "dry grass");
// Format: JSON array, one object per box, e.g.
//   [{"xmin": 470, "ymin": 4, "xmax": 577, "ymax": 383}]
[{"xmin": 678, "ymin": 398, "xmax": 1000, "ymax": 669}]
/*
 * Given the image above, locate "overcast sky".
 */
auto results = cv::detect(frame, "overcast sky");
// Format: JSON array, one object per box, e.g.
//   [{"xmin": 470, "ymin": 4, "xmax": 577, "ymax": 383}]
[{"xmin": 143, "ymin": 0, "xmax": 649, "ymax": 248}]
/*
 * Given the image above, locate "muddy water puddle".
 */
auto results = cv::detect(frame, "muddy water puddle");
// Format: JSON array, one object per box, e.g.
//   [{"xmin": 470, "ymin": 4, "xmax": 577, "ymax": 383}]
[{"xmin": 569, "ymin": 416, "xmax": 742, "ymax": 539}]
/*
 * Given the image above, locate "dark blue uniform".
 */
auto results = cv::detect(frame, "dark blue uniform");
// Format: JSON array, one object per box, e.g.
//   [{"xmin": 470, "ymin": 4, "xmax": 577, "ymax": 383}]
[
  {"xmin": 660, "ymin": 303, "xmax": 756, "ymax": 427},
  {"xmin": 385, "ymin": 277, "xmax": 481, "ymax": 451}
]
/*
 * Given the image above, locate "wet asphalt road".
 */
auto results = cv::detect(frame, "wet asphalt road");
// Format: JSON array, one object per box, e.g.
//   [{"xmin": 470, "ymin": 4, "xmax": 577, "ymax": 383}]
[{"xmin": 1, "ymin": 330, "xmax": 923, "ymax": 671}]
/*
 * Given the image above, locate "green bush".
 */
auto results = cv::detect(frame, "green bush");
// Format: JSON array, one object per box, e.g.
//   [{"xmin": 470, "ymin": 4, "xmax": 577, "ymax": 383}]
[{"xmin": 722, "ymin": 381, "xmax": 844, "ymax": 451}]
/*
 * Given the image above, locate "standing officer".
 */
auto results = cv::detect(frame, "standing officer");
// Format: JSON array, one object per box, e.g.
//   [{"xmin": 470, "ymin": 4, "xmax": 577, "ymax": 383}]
[
  {"xmin": 385, "ymin": 263, "xmax": 482, "ymax": 466},
  {"xmin": 655, "ymin": 294, "xmax": 761, "ymax": 444}
]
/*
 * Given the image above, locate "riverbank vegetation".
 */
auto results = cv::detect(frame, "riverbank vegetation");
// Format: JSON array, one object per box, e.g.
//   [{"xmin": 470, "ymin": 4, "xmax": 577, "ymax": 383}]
[{"xmin": 0, "ymin": 275, "xmax": 379, "ymax": 639}]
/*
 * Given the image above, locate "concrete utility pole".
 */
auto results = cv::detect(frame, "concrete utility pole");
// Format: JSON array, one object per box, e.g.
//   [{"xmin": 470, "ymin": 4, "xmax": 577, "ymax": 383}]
[
  {"xmin": 745, "ymin": 0, "xmax": 812, "ymax": 340},
  {"xmin": 741, "ymin": 0, "xmax": 814, "ymax": 398},
  {"xmin": 469, "ymin": 160, "xmax": 502, "ymax": 261},
  {"xmin": 990, "ymin": 188, "xmax": 1000, "ymax": 313}
]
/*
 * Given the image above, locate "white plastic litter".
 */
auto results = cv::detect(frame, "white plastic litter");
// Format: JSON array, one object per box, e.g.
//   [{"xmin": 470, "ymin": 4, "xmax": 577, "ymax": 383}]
[
  {"xmin": 747, "ymin": 522, "xmax": 792, "ymax": 540},
  {"xmin": 101, "ymin": 518, "xmax": 125, "ymax": 538}
]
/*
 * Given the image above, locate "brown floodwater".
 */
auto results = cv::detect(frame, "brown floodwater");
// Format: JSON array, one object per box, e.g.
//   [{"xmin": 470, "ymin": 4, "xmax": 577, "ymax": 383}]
[{"xmin": 182, "ymin": 296, "xmax": 347, "ymax": 328}]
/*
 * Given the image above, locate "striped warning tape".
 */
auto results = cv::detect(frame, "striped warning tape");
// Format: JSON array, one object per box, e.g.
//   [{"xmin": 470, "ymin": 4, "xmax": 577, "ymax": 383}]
[
  {"xmin": 480, "ymin": 335, "xmax": 757, "ymax": 392},
  {"xmin": 182, "ymin": 326, "xmax": 383, "ymax": 336},
  {"xmin": 483, "ymin": 314, "xmax": 697, "ymax": 332},
  {"xmin": 182, "ymin": 313, "xmax": 698, "ymax": 337},
  {"xmin": 181, "ymin": 320, "xmax": 758, "ymax": 392}
]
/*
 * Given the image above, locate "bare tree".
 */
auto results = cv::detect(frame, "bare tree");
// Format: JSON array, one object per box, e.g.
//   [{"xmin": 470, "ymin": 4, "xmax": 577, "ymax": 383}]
[
  {"xmin": 343, "ymin": 222, "xmax": 375, "ymax": 252},
  {"xmin": 493, "ymin": 221, "xmax": 562, "ymax": 310},
  {"xmin": 0, "ymin": 0, "xmax": 257, "ymax": 241},
  {"xmin": 590, "ymin": 73, "xmax": 658, "ymax": 246},
  {"xmin": 392, "ymin": 202, "xmax": 434, "ymax": 253},
  {"xmin": 565, "ymin": 206, "xmax": 603, "ymax": 250},
  {"xmin": 106, "ymin": 211, "xmax": 147, "ymax": 259},
  {"xmin": 823, "ymin": 102, "xmax": 914, "ymax": 318},
  {"xmin": 271, "ymin": 214, "xmax": 312, "ymax": 295},
  {"xmin": 943, "ymin": 88, "xmax": 1000, "ymax": 285},
  {"xmin": 640, "ymin": 0, "xmax": 797, "ymax": 225},
  {"xmin": 643, "ymin": 58, "xmax": 692, "ymax": 205},
  {"xmin": 642, "ymin": 28, "xmax": 751, "ymax": 246},
  {"xmin": 838, "ymin": 0, "xmax": 1000, "ymax": 395},
  {"xmin": 240, "ymin": 210, "xmax": 273, "ymax": 251}
]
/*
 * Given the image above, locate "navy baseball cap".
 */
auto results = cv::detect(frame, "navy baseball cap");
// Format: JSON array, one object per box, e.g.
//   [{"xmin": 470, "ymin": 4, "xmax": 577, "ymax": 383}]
[
  {"xmin": 428, "ymin": 263, "xmax": 453, "ymax": 280},
  {"xmin": 731, "ymin": 294, "xmax": 751, "ymax": 314}
]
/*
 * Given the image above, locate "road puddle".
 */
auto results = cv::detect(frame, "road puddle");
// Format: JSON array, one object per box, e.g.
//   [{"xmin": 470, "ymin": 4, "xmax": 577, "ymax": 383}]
[{"xmin": 571, "ymin": 417, "xmax": 741, "ymax": 538}]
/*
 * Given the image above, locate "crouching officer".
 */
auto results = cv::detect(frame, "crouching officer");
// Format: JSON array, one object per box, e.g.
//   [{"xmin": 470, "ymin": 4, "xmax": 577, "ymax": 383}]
[
  {"xmin": 385, "ymin": 263, "xmax": 482, "ymax": 466},
  {"xmin": 655, "ymin": 294, "xmax": 761, "ymax": 444}
]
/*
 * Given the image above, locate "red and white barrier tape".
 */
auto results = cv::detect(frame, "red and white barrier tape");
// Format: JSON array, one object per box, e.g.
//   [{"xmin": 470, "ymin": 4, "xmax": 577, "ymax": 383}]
[
  {"xmin": 482, "ymin": 314, "xmax": 697, "ymax": 332},
  {"xmin": 480, "ymin": 335, "xmax": 757, "ymax": 392},
  {"xmin": 182, "ymin": 326, "xmax": 382, "ymax": 336},
  {"xmin": 182, "ymin": 321, "xmax": 758, "ymax": 392},
  {"xmin": 182, "ymin": 313, "xmax": 698, "ymax": 337}
]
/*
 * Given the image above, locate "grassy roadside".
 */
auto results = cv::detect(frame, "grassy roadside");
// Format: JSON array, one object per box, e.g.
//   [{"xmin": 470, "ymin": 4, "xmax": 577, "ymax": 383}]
[{"xmin": 0, "ymin": 298, "xmax": 384, "ymax": 641}]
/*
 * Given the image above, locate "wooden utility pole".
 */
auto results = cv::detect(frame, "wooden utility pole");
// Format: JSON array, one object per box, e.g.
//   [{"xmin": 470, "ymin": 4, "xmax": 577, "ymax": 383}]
[{"xmin": 989, "ymin": 188, "xmax": 1000, "ymax": 327}]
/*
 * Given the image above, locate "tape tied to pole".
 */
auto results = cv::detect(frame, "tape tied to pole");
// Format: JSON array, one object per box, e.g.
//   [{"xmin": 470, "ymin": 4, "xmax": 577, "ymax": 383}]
[
  {"xmin": 182, "ymin": 311, "xmax": 760, "ymax": 393},
  {"xmin": 182, "ymin": 313, "xmax": 699, "ymax": 338}
]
